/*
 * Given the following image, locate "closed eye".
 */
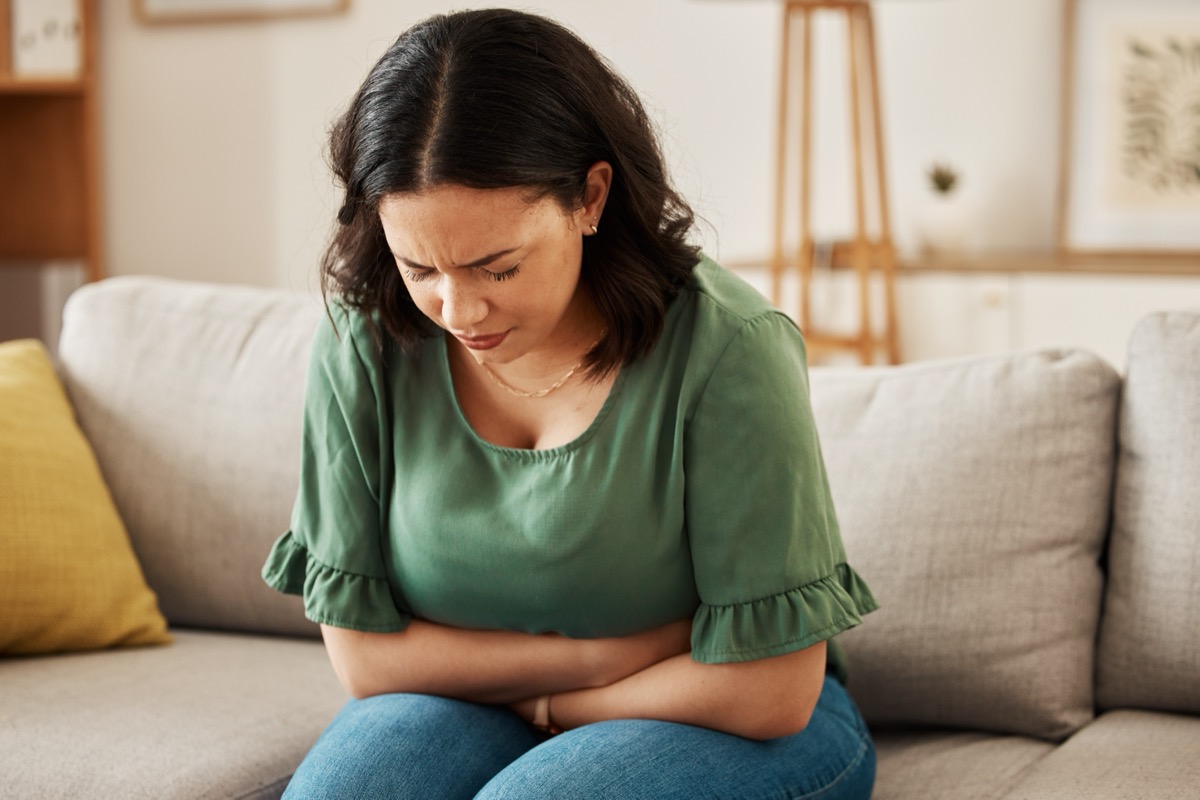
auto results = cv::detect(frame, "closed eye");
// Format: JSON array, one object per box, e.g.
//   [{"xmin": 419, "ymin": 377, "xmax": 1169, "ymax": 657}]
[
  {"xmin": 395, "ymin": 246, "xmax": 521, "ymax": 280},
  {"xmin": 404, "ymin": 263, "xmax": 521, "ymax": 283},
  {"xmin": 486, "ymin": 263, "xmax": 521, "ymax": 282}
]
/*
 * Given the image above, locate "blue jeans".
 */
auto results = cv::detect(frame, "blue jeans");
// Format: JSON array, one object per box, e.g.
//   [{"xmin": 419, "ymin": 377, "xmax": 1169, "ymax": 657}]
[{"xmin": 283, "ymin": 674, "xmax": 875, "ymax": 799}]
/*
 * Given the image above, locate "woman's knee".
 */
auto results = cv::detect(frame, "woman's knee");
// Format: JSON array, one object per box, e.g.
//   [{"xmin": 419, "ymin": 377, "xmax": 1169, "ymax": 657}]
[
  {"xmin": 475, "ymin": 720, "xmax": 730, "ymax": 800},
  {"xmin": 285, "ymin": 694, "xmax": 538, "ymax": 800}
]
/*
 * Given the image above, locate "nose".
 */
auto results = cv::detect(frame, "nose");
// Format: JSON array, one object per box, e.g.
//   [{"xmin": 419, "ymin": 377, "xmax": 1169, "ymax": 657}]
[{"xmin": 438, "ymin": 275, "xmax": 488, "ymax": 332}]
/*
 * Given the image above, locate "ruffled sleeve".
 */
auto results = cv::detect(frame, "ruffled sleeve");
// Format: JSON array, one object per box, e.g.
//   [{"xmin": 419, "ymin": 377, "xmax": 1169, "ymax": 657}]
[
  {"xmin": 261, "ymin": 306, "xmax": 410, "ymax": 633},
  {"xmin": 685, "ymin": 312, "xmax": 877, "ymax": 678},
  {"xmin": 262, "ymin": 531, "xmax": 407, "ymax": 632}
]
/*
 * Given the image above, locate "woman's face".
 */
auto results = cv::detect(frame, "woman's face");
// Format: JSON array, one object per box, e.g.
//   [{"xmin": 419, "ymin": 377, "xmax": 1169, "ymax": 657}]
[{"xmin": 378, "ymin": 173, "xmax": 607, "ymax": 366}]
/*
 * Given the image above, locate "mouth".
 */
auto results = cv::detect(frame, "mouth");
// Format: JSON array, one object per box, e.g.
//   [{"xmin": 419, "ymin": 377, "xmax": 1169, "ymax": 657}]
[{"xmin": 455, "ymin": 330, "xmax": 510, "ymax": 351}]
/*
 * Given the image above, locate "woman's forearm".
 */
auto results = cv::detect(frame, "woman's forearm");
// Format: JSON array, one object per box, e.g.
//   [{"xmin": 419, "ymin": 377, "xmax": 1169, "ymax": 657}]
[
  {"xmin": 542, "ymin": 641, "xmax": 828, "ymax": 741},
  {"xmin": 320, "ymin": 618, "xmax": 691, "ymax": 704}
]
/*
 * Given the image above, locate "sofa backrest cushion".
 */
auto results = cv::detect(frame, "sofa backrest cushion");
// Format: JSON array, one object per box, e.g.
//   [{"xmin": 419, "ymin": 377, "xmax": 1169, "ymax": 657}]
[
  {"xmin": 809, "ymin": 349, "xmax": 1120, "ymax": 741},
  {"xmin": 1097, "ymin": 311, "xmax": 1200, "ymax": 713},
  {"xmin": 58, "ymin": 277, "xmax": 321, "ymax": 638}
]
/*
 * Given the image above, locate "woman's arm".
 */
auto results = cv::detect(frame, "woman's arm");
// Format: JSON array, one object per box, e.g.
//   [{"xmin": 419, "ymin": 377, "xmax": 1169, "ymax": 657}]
[
  {"xmin": 320, "ymin": 618, "xmax": 692, "ymax": 704},
  {"xmin": 518, "ymin": 640, "xmax": 828, "ymax": 741}
]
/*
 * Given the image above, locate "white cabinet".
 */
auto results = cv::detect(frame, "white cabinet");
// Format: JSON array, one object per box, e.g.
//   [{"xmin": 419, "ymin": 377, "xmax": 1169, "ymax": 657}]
[
  {"xmin": 896, "ymin": 271, "xmax": 1200, "ymax": 373},
  {"xmin": 896, "ymin": 273, "xmax": 1016, "ymax": 361}
]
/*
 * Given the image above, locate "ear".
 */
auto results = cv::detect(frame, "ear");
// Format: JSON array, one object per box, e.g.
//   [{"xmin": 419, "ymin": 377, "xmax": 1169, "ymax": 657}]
[{"xmin": 577, "ymin": 161, "xmax": 612, "ymax": 235}]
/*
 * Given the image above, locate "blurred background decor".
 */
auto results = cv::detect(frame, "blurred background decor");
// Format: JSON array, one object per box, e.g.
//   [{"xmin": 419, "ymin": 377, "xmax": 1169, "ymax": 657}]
[
  {"xmin": 2, "ymin": 0, "xmax": 1200, "ymax": 368},
  {"xmin": 766, "ymin": 0, "xmax": 901, "ymax": 366},
  {"xmin": 0, "ymin": 0, "xmax": 97, "ymax": 350},
  {"xmin": 916, "ymin": 162, "xmax": 969, "ymax": 258},
  {"xmin": 1057, "ymin": 0, "xmax": 1200, "ymax": 259},
  {"xmin": 135, "ymin": 0, "xmax": 349, "ymax": 25}
]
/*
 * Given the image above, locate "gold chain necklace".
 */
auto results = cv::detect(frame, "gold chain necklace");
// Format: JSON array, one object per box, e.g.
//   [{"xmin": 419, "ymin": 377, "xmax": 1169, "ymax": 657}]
[
  {"xmin": 481, "ymin": 359, "xmax": 584, "ymax": 399},
  {"xmin": 479, "ymin": 333, "xmax": 605, "ymax": 399}
]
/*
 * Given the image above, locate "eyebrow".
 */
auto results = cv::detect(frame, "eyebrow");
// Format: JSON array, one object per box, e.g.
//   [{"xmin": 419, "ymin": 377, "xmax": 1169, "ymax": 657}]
[{"xmin": 394, "ymin": 247, "xmax": 520, "ymax": 271}]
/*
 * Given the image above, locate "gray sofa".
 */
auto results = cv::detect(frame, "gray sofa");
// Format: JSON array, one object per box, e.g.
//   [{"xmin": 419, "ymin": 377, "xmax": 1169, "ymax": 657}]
[{"xmin": 2, "ymin": 276, "xmax": 1198, "ymax": 799}]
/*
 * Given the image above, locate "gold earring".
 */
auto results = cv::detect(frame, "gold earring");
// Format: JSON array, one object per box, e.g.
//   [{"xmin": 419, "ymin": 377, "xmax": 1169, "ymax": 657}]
[{"xmin": 590, "ymin": 223, "xmax": 598, "ymax": 235}]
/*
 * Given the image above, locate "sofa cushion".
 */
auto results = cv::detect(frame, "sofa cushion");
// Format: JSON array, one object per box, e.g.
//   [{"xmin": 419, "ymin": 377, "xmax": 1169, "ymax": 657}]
[
  {"xmin": 58, "ymin": 277, "xmax": 322, "ymax": 637},
  {"xmin": 1097, "ymin": 311, "xmax": 1200, "ymax": 713},
  {"xmin": 0, "ymin": 339, "xmax": 170, "ymax": 655},
  {"xmin": 872, "ymin": 729, "xmax": 1052, "ymax": 800},
  {"xmin": 0, "ymin": 630, "xmax": 345, "ymax": 799},
  {"xmin": 809, "ymin": 349, "xmax": 1120, "ymax": 741},
  {"xmin": 997, "ymin": 710, "xmax": 1200, "ymax": 799}
]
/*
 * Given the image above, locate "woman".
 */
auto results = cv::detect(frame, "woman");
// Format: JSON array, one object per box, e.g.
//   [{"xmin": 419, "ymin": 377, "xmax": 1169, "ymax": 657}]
[{"xmin": 262, "ymin": 8, "xmax": 878, "ymax": 798}]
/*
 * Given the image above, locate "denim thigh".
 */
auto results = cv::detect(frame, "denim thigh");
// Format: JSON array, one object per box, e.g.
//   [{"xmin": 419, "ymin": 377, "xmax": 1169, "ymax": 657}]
[
  {"xmin": 283, "ymin": 693, "xmax": 541, "ymax": 800},
  {"xmin": 475, "ymin": 675, "xmax": 875, "ymax": 800}
]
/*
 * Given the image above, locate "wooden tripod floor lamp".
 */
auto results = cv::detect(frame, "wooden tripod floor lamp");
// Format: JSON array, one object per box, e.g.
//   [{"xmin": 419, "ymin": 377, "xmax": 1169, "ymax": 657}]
[{"xmin": 771, "ymin": 0, "xmax": 900, "ymax": 364}]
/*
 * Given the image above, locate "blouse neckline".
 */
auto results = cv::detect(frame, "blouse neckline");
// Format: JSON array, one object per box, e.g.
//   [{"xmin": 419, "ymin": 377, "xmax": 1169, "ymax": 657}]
[{"xmin": 435, "ymin": 333, "xmax": 628, "ymax": 461}]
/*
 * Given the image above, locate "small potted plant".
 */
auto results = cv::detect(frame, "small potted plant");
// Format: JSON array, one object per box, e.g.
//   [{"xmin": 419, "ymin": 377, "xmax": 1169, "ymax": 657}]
[{"xmin": 917, "ymin": 162, "xmax": 969, "ymax": 257}]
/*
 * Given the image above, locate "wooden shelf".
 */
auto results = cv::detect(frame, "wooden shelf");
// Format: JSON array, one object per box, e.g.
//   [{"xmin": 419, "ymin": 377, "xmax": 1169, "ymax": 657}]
[
  {"xmin": 0, "ymin": 0, "xmax": 102, "ymax": 281},
  {"xmin": 0, "ymin": 76, "xmax": 87, "ymax": 94},
  {"xmin": 897, "ymin": 251, "xmax": 1200, "ymax": 278},
  {"xmin": 727, "ymin": 250, "xmax": 1200, "ymax": 279}
]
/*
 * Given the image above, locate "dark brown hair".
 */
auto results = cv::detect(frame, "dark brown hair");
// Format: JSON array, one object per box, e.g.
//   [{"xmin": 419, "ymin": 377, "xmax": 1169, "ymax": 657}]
[{"xmin": 322, "ymin": 8, "xmax": 699, "ymax": 374}]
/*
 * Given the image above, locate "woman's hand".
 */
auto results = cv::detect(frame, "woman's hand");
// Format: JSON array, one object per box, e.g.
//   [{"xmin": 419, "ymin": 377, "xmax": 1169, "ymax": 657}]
[
  {"xmin": 507, "ymin": 619, "xmax": 693, "ymax": 729},
  {"xmin": 508, "ymin": 695, "xmax": 539, "ymax": 725}
]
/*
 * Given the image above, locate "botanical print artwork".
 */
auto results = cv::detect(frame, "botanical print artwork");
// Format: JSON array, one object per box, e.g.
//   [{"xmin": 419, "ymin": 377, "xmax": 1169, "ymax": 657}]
[{"xmin": 1106, "ymin": 27, "xmax": 1200, "ymax": 212}]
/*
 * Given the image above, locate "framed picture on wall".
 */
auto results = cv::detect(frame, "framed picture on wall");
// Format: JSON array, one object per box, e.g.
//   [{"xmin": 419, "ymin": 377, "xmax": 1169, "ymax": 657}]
[
  {"xmin": 1056, "ymin": 0, "xmax": 1200, "ymax": 258},
  {"xmin": 135, "ymin": 0, "xmax": 349, "ymax": 24}
]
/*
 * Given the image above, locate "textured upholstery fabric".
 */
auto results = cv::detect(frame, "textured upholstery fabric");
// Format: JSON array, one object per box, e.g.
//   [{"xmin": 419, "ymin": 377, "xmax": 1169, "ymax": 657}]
[
  {"xmin": 57, "ymin": 278, "xmax": 323, "ymax": 637},
  {"xmin": 873, "ymin": 729, "xmax": 1053, "ymax": 800},
  {"xmin": 0, "ymin": 339, "xmax": 170, "ymax": 654},
  {"xmin": 1097, "ymin": 312, "xmax": 1200, "ymax": 714},
  {"xmin": 20, "ymin": 285, "xmax": 1200, "ymax": 798},
  {"xmin": 809, "ymin": 350, "xmax": 1120, "ymax": 740},
  {"xmin": 0, "ymin": 630, "xmax": 345, "ymax": 799},
  {"xmin": 998, "ymin": 710, "xmax": 1200, "ymax": 799}
]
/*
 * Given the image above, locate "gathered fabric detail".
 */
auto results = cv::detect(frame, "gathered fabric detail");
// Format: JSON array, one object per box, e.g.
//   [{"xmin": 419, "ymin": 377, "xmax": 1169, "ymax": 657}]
[
  {"xmin": 691, "ymin": 563, "xmax": 879, "ymax": 666},
  {"xmin": 261, "ymin": 531, "xmax": 411, "ymax": 633}
]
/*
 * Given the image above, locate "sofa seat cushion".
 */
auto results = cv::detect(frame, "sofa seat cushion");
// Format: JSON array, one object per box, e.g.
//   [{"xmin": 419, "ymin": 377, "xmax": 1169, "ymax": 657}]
[
  {"xmin": 58, "ymin": 277, "xmax": 322, "ymax": 638},
  {"xmin": 0, "ymin": 630, "xmax": 345, "ymax": 799},
  {"xmin": 872, "ymin": 728, "xmax": 1053, "ymax": 800},
  {"xmin": 998, "ymin": 710, "xmax": 1200, "ymax": 799},
  {"xmin": 810, "ymin": 350, "xmax": 1120, "ymax": 741},
  {"xmin": 1098, "ymin": 311, "xmax": 1200, "ymax": 713}
]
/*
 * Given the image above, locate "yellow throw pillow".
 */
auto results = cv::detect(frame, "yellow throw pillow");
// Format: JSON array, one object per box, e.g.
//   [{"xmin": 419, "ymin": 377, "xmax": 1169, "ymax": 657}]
[{"xmin": 0, "ymin": 339, "xmax": 171, "ymax": 654}]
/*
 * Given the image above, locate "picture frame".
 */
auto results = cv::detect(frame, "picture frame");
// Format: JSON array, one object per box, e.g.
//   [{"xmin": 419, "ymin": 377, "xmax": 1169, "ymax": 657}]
[
  {"xmin": 1056, "ymin": 0, "xmax": 1200, "ymax": 259},
  {"xmin": 135, "ymin": 0, "xmax": 349, "ymax": 25}
]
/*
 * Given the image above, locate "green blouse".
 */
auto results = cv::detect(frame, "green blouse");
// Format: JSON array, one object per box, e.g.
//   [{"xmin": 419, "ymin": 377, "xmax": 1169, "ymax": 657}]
[{"xmin": 262, "ymin": 256, "xmax": 877, "ymax": 678}]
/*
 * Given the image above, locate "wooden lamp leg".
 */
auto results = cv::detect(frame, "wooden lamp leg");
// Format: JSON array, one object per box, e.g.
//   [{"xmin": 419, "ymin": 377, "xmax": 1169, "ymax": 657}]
[
  {"xmin": 770, "ymin": 0, "xmax": 792, "ymax": 308},
  {"xmin": 771, "ymin": 0, "xmax": 900, "ymax": 365},
  {"xmin": 797, "ymin": 3, "xmax": 815, "ymax": 335},
  {"xmin": 846, "ymin": 4, "xmax": 874, "ymax": 364},
  {"xmin": 864, "ymin": 5, "xmax": 900, "ymax": 364}
]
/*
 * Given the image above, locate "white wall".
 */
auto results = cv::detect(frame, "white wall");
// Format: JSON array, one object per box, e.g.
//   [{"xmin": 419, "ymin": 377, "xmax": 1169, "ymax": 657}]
[{"xmin": 99, "ymin": 0, "xmax": 1069, "ymax": 293}]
